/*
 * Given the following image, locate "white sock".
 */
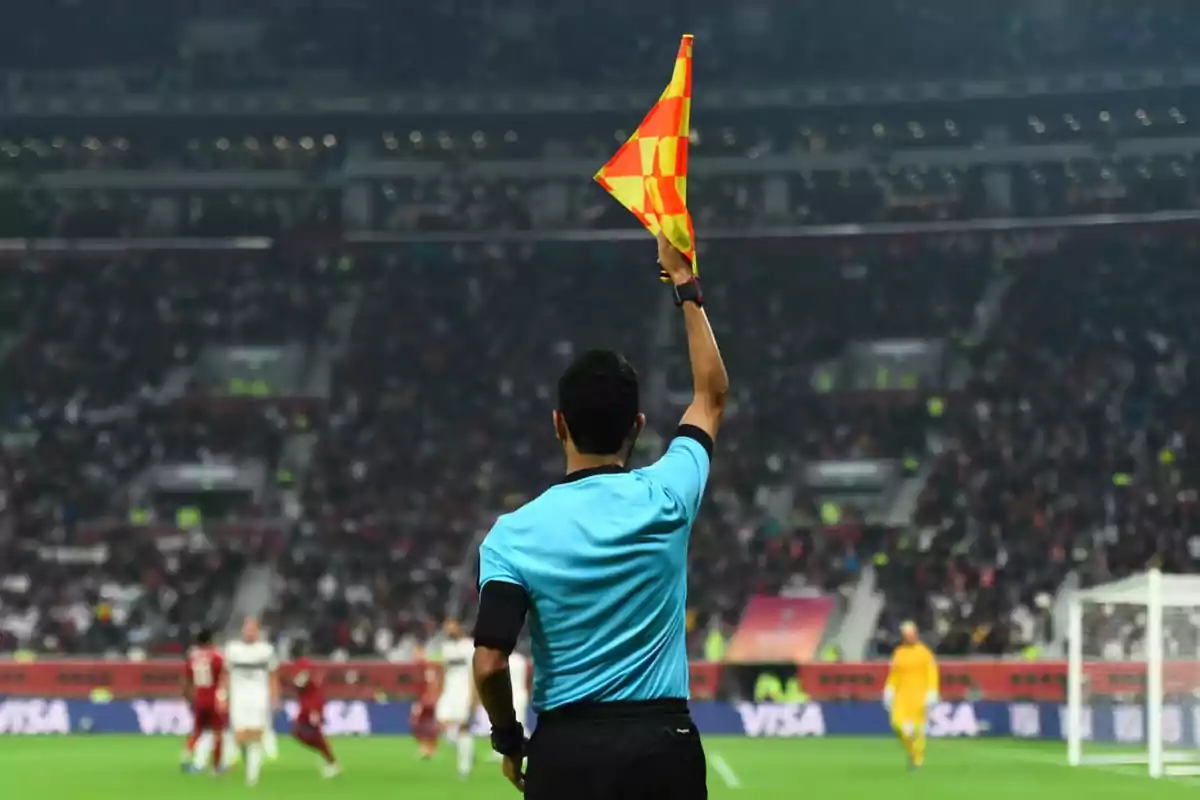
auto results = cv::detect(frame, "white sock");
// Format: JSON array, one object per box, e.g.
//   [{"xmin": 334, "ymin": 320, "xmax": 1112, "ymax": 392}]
[
  {"xmin": 223, "ymin": 732, "xmax": 239, "ymax": 767},
  {"xmin": 457, "ymin": 731, "xmax": 475, "ymax": 776},
  {"xmin": 192, "ymin": 732, "xmax": 214, "ymax": 769},
  {"xmin": 246, "ymin": 743, "xmax": 263, "ymax": 785},
  {"xmin": 262, "ymin": 729, "xmax": 278, "ymax": 760}
]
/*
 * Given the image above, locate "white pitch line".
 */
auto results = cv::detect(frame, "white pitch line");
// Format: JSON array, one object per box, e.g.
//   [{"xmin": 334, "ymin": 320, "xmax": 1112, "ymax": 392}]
[
  {"xmin": 968, "ymin": 742, "xmax": 1200, "ymax": 787},
  {"xmin": 710, "ymin": 752, "xmax": 742, "ymax": 789}
]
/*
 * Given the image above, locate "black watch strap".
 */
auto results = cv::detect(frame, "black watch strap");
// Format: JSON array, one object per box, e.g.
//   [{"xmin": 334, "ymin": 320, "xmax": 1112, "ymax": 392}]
[
  {"xmin": 491, "ymin": 720, "xmax": 526, "ymax": 759},
  {"xmin": 673, "ymin": 278, "xmax": 703, "ymax": 308}
]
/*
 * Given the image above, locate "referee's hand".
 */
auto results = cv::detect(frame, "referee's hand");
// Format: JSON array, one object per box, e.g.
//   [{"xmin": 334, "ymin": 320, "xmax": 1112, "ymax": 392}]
[
  {"xmin": 657, "ymin": 232, "xmax": 694, "ymax": 286},
  {"xmin": 501, "ymin": 754, "xmax": 525, "ymax": 793}
]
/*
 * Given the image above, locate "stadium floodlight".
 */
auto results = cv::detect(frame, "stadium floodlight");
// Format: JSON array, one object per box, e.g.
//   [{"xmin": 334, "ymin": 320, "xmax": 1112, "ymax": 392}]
[{"xmin": 1068, "ymin": 569, "xmax": 1200, "ymax": 777}]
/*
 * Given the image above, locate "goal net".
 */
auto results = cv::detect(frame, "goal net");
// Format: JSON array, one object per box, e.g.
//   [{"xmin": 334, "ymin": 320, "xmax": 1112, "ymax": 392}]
[{"xmin": 1069, "ymin": 569, "xmax": 1200, "ymax": 777}]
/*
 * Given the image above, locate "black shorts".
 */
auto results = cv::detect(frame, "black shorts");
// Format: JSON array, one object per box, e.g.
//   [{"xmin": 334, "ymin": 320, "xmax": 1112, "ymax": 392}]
[{"xmin": 525, "ymin": 699, "xmax": 707, "ymax": 800}]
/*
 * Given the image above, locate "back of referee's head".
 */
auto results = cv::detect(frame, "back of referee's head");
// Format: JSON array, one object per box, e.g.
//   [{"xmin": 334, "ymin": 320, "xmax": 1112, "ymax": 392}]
[{"xmin": 555, "ymin": 349, "xmax": 646, "ymax": 459}]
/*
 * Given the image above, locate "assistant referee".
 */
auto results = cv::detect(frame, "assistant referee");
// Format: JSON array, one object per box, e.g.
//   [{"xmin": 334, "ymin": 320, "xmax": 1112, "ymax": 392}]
[{"xmin": 472, "ymin": 234, "xmax": 728, "ymax": 798}]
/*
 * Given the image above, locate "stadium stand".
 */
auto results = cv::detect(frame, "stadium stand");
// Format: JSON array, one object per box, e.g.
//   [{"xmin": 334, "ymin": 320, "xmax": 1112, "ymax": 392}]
[
  {"xmin": 3, "ymin": 0, "xmax": 1200, "ymax": 665},
  {"xmin": 878, "ymin": 232, "xmax": 1200, "ymax": 655}
]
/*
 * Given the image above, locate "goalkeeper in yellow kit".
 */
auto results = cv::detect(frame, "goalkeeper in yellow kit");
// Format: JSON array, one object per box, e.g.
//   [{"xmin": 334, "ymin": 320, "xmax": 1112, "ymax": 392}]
[{"xmin": 883, "ymin": 621, "xmax": 939, "ymax": 769}]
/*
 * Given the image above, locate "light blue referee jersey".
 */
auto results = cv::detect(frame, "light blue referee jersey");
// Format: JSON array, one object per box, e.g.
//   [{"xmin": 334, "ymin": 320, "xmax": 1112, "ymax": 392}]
[{"xmin": 478, "ymin": 431, "xmax": 711, "ymax": 713}]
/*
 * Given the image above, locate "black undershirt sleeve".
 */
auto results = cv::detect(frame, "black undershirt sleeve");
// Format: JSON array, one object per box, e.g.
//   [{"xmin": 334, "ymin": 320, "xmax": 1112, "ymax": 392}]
[
  {"xmin": 675, "ymin": 423, "xmax": 714, "ymax": 459},
  {"xmin": 473, "ymin": 581, "xmax": 529, "ymax": 654}
]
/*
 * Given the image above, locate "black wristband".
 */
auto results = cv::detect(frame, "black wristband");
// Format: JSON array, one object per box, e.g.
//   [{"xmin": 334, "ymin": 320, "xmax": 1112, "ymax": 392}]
[
  {"xmin": 673, "ymin": 278, "xmax": 703, "ymax": 308},
  {"xmin": 491, "ymin": 720, "xmax": 526, "ymax": 759}
]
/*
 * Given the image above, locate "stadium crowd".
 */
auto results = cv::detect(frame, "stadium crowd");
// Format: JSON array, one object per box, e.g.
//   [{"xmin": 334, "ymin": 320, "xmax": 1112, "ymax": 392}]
[
  {"xmin": 4, "ymin": 0, "xmax": 1200, "ymax": 664},
  {"xmin": 879, "ymin": 232, "xmax": 1200, "ymax": 658}
]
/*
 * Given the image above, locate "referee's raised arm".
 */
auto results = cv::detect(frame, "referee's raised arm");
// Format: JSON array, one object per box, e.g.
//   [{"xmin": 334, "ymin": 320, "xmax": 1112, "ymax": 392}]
[{"xmin": 658, "ymin": 232, "xmax": 729, "ymax": 443}]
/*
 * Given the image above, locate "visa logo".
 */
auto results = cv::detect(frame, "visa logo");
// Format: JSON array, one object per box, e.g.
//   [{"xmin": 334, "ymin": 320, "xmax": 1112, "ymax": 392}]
[
  {"xmin": 0, "ymin": 699, "xmax": 70, "ymax": 735},
  {"xmin": 285, "ymin": 700, "xmax": 371, "ymax": 736},
  {"xmin": 926, "ymin": 702, "xmax": 979, "ymax": 738},
  {"xmin": 132, "ymin": 699, "xmax": 194, "ymax": 735},
  {"xmin": 735, "ymin": 703, "xmax": 826, "ymax": 738}
]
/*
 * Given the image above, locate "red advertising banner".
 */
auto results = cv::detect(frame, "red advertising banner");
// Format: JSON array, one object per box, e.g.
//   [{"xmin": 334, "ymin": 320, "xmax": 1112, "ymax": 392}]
[
  {"xmin": 727, "ymin": 596, "xmax": 834, "ymax": 663},
  {"xmin": 0, "ymin": 661, "xmax": 427, "ymax": 701},
  {"xmin": 0, "ymin": 660, "xmax": 721, "ymax": 701},
  {"xmin": 0, "ymin": 659, "xmax": 1183, "ymax": 703}
]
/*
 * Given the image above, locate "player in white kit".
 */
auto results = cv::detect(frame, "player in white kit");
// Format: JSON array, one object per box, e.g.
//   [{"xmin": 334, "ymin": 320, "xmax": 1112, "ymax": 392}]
[
  {"xmin": 436, "ymin": 619, "xmax": 479, "ymax": 778},
  {"xmin": 223, "ymin": 617, "xmax": 279, "ymax": 787},
  {"xmin": 490, "ymin": 648, "xmax": 530, "ymax": 763}
]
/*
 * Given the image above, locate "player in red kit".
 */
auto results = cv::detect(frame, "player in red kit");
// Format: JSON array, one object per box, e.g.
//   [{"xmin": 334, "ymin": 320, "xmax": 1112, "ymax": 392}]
[
  {"xmin": 411, "ymin": 653, "xmax": 441, "ymax": 759},
  {"xmin": 182, "ymin": 629, "xmax": 227, "ymax": 774},
  {"xmin": 290, "ymin": 640, "xmax": 340, "ymax": 778}
]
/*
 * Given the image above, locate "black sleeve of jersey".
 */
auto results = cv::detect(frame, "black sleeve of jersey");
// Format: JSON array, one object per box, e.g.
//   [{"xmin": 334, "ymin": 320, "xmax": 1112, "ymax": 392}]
[
  {"xmin": 474, "ymin": 581, "xmax": 529, "ymax": 654},
  {"xmin": 676, "ymin": 424, "xmax": 714, "ymax": 459}
]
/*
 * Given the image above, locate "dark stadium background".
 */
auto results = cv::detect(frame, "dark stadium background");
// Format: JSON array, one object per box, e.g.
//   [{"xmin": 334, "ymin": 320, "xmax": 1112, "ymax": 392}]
[{"xmin": 1, "ymin": 2, "xmax": 1200, "ymax": 796}]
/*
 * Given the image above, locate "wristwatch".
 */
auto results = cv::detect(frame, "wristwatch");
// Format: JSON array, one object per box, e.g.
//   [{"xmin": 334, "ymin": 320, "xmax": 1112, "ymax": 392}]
[{"xmin": 672, "ymin": 278, "xmax": 703, "ymax": 308}]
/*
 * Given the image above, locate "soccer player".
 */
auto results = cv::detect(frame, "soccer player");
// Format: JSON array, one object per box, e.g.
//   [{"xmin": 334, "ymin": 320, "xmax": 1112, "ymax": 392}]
[
  {"xmin": 290, "ymin": 640, "xmax": 340, "ymax": 777},
  {"xmin": 182, "ymin": 628, "xmax": 226, "ymax": 774},
  {"xmin": 509, "ymin": 646, "xmax": 529, "ymax": 735},
  {"xmin": 262, "ymin": 724, "xmax": 280, "ymax": 762},
  {"xmin": 223, "ymin": 617, "xmax": 279, "ymax": 787},
  {"xmin": 472, "ymin": 234, "xmax": 725, "ymax": 798},
  {"xmin": 436, "ymin": 619, "xmax": 478, "ymax": 779},
  {"xmin": 883, "ymin": 621, "xmax": 940, "ymax": 770},
  {"xmin": 489, "ymin": 647, "xmax": 529, "ymax": 764},
  {"xmin": 411, "ymin": 656, "xmax": 442, "ymax": 759}
]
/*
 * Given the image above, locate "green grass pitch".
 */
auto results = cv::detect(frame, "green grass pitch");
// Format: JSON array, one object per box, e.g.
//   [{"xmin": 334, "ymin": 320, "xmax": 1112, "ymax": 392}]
[{"xmin": 0, "ymin": 736, "xmax": 1192, "ymax": 798}]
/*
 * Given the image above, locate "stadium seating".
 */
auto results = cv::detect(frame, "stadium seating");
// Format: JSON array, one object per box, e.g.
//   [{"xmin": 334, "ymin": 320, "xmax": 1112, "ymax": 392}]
[
  {"xmin": 5, "ymin": 1, "xmax": 1200, "ymax": 663},
  {"xmin": 876, "ymin": 232, "xmax": 1200, "ymax": 655},
  {"xmin": 4, "ymin": 198, "xmax": 1197, "ymax": 657},
  {"xmin": 0, "ymin": 250, "xmax": 342, "ymax": 652},
  {"xmin": 4, "ymin": 1, "xmax": 1199, "ymax": 86}
]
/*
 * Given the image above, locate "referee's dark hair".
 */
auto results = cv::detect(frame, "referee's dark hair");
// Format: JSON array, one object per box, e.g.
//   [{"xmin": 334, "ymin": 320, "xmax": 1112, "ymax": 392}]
[
  {"xmin": 195, "ymin": 628, "xmax": 214, "ymax": 646},
  {"xmin": 555, "ymin": 349, "xmax": 642, "ymax": 455}
]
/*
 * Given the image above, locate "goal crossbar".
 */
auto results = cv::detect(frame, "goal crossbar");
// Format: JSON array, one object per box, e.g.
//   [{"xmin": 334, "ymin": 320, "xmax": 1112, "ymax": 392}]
[
  {"xmin": 1073, "ymin": 571, "xmax": 1200, "ymax": 607},
  {"xmin": 1075, "ymin": 568, "xmax": 1200, "ymax": 606}
]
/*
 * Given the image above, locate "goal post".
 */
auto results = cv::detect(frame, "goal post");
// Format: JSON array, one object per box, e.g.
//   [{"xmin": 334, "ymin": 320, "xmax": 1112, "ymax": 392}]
[{"xmin": 1068, "ymin": 569, "xmax": 1200, "ymax": 777}]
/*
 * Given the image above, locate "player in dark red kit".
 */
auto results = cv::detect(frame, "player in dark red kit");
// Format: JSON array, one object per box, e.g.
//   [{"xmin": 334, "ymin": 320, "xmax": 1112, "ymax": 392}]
[
  {"xmin": 182, "ymin": 629, "xmax": 226, "ymax": 774},
  {"xmin": 291, "ymin": 640, "xmax": 341, "ymax": 778},
  {"xmin": 411, "ymin": 653, "xmax": 441, "ymax": 759}
]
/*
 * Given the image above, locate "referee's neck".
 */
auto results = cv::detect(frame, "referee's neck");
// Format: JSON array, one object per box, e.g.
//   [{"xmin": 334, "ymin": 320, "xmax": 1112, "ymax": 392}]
[{"xmin": 564, "ymin": 453, "xmax": 626, "ymax": 476}]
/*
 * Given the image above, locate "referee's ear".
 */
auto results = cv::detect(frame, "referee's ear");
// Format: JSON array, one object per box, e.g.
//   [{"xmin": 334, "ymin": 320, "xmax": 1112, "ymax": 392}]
[
  {"xmin": 552, "ymin": 409, "xmax": 569, "ymax": 444},
  {"xmin": 621, "ymin": 413, "xmax": 647, "ymax": 462}
]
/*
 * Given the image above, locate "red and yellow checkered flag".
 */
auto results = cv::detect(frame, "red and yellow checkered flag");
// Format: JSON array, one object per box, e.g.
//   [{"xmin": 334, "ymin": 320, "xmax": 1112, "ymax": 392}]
[{"xmin": 595, "ymin": 34, "xmax": 697, "ymax": 278}]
